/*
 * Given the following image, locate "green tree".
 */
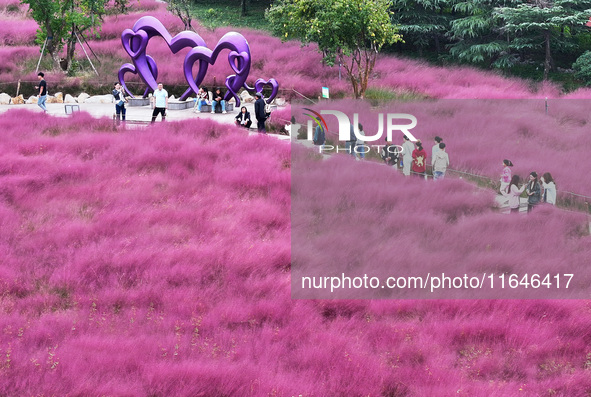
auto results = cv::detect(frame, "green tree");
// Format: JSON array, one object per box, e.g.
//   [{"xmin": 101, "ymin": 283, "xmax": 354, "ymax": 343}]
[
  {"xmin": 495, "ymin": 0, "xmax": 591, "ymax": 80},
  {"xmin": 22, "ymin": 0, "xmax": 123, "ymax": 72},
  {"xmin": 266, "ymin": 0, "xmax": 402, "ymax": 98}
]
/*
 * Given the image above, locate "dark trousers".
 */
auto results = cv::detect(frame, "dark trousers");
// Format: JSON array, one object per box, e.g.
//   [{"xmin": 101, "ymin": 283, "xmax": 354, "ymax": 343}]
[
  {"xmin": 151, "ymin": 107, "xmax": 166, "ymax": 123},
  {"xmin": 256, "ymin": 119, "xmax": 266, "ymax": 133},
  {"xmin": 115, "ymin": 104, "xmax": 126, "ymax": 123}
]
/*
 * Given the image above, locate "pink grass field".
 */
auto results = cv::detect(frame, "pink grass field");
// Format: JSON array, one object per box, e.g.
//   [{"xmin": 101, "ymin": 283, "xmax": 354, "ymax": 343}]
[
  {"xmin": 2, "ymin": 1, "xmax": 591, "ymax": 395},
  {"xmin": 0, "ymin": 110, "xmax": 590, "ymax": 395}
]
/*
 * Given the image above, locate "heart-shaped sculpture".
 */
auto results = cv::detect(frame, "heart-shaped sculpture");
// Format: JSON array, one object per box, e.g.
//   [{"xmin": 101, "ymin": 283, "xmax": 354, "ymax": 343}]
[
  {"xmin": 184, "ymin": 32, "xmax": 252, "ymax": 106},
  {"xmin": 118, "ymin": 56, "xmax": 158, "ymax": 98},
  {"xmin": 251, "ymin": 78, "xmax": 279, "ymax": 104},
  {"xmin": 120, "ymin": 16, "xmax": 209, "ymax": 99}
]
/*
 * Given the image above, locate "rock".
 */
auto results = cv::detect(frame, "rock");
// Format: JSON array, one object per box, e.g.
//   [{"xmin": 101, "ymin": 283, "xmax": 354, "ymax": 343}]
[
  {"xmin": 26, "ymin": 96, "xmax": 38, "ymax": 104},
  {"xmin": 46, "ymin": 95, "xmax": 59, "ymax": 104},
  {"xmin": 240, "ymin": 91, "xmax": 254, "ymax": 103},
  {"xmin": 64, "ymin": 94, "xmax": 76, "ymax": 103},
  {"xmin": 54, "ymin": 92, "xmax": 63, "ymax": 103},
  {"xmin": 10, "ymin": 95, "xmax": 24, "ymax": 104},
  {"xmin": 77, "ymin": 93, "xmax": 90, "ymax": 103},
  {"xmin": 0, "ymin": 93, "xmax": 10, "ymax": 105},
  {"xmin": 85, "ymin": 94, "xmax": 113, "ymax": 104},
  {"xmin": 169, "ymin": 95, "xmax": 176, "ymax": 101}
]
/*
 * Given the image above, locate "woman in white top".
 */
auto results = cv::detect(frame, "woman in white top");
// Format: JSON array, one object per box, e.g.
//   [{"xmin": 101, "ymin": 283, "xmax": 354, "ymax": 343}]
[{"xmin": 540, "ymin": 172, "xmax": 557, "ymax": 205}]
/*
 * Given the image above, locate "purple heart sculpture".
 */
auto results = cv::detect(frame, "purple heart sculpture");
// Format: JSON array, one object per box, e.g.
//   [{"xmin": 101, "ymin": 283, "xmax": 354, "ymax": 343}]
[
  {"xmin": 184, "ymin": 32, "xmax": 251, "ymax": 106},
  {"xmin": 120, "ymin": 16, "xmax": 208, "ymax": 99},
  {"xmin": 118, "ymin": 55, "xmax": 158, "ymax": 98}
]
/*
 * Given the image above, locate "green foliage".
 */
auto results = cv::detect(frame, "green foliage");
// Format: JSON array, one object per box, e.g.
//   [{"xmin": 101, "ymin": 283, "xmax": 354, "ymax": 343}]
[
  {"xmin": 22, "ymin": 0, "xmax": 127, "ymax": 72},
  {"xmin": 190, "ymin": 0, "xmax": 271, "ymax": 30},
  {"xmin": 573, "ymin": 50, "xmax": 591, "ymax": 86},
  {"xmin": 266, "ymin": 0, "xmax": 402, "ymax": 98}
]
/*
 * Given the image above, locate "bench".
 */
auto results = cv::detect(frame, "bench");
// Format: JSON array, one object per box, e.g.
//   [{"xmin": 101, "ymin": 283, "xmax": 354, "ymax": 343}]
[{"xmin": 193, "ymin": 101, "xmax": 234, "ymax": 113}]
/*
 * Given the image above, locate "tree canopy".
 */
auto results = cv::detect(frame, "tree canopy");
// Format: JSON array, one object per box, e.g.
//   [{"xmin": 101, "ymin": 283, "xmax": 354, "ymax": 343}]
[{"xmin": 266, "ymin": 0, "xmax": 402, "ymax": 98}]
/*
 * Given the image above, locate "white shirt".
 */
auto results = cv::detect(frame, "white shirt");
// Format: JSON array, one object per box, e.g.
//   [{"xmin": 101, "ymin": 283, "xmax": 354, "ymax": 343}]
[{"xmin": 154, "ymin": 89, "xmax": 168, "ymax": 108}]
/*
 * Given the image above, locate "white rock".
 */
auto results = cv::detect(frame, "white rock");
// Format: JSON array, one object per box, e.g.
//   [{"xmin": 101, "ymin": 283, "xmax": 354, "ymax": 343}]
[
  {"xmin": 240, "ymin": 91, "xmax": 254, "ymax": 103},
  {"xmin": 64, "ymin": 94, "xmax": 76, "ymax": 103},
  {"xmin": 0, "ymin": 93, "xmax": 11, "ymax": 105},
  {"xmin": 53, "ymin": 92, "xmax": 63, "ymax": 103},
  {"xmin": 169, "ymin": 95, "xmax": 176, "ymax": 101},
  {"xmin": 26, "ymin": 96, "xmax": 38, "ymax": 104},
  {"xmin": 85, "ymin": 94, "xmax": 113, "ymax": 104},
  {"xmin": 77, "ymin": 93, "xmax": 90, "ymax": 103}
]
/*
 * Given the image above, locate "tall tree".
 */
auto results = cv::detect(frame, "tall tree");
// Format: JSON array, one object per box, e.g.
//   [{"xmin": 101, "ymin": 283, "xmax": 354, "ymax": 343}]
[
  {"xmin": 495, "ymin": 0, "xmax": 591, "ymax": 80},
  {"xmin": 22, "ymin": 0, "xmax": 120, "ymax": 71},
  {"xmin": 266, "ymin": 0, "xmax": 402, "ymax": 98}
]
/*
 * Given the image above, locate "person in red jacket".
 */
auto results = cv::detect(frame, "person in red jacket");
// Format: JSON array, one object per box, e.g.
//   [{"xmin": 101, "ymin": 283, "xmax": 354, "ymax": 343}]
[{"xmin": 411, "ymin": 140, "xmax": 427, "ymax": 179}]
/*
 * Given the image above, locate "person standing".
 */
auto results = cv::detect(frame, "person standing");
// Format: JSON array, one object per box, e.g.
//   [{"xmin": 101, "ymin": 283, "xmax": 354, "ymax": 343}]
[
  {"xmin": 507, "ymin": 175, "xmax": 525, "ymax": 213},
  {"xmin": 235, "ymin": 106, "xmax": 252, "ymax": 128},
  {"xmin": 212, "ymin": 88, "xmax": 227, "ymax": 114},
  {"xmin": 355, "ymin": 124, "xmax": 366, "ymax": 160},
  {"xmin": 526, "ymin": 171, "xmax": 541, "ymax": 212},
  {"xmin": 432, "ymin": 136, "xmax": 442, "ymax": 162},
  {"xmin": 35, "ymin": 72, "xmax": 47, "ymax": 112},
  {"xmin": 254, "ymin": 92, "xmax": 268, "ymax": 133},
  {"xmin": 401, "ymin": 135, "xmax": 415, "ymax": 176},
  {"xmin": 112, "ymin": 82, "xmax": 127, "ymax": 125},
  {"xmin": 411, "ymin": 140, "xmax": 427, "ymax": 178},
  {"xmin": 540, "ymin": 173, "xmax": 557, "ymax": 205},
  {"xmin": 432, "ymin": 142, "xmax": 449, "ymax": 180},
  {"xmin": 381, "ymin": 138, "xmax": 399, "ymax": 167},
  {"xmin": 500, "ymin": 159, "xmax": 513, "ymax": 196},
  {"xmin": 151, "ymin": 83, "xmax": 168, "ymax": 123}
]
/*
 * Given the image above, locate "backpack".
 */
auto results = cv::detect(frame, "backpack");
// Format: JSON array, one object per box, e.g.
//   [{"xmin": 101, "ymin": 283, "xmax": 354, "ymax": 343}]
[{"xmin": 313, "ymin": 125, "xmax": 325, "ymax": 145}]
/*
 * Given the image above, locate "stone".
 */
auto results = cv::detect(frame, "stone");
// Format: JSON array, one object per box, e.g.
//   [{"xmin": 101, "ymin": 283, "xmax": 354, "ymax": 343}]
[
  {"xmin": 64, "ymin": 94, "xmax": 76, "ymax": 103},
  {"xmin": 54, "ymin": 92, "xmax": 64, "ymax": 103},
  {"xmin": 10, "ymin": 94, "xmax": 24, "ymax": 104},
  {"xmin": 169, "ymin": 95, "xmax": 176, "ymax": 101},
  {"xmin": 240, "ymin": 91, "xmax": 254, "ymax": 103},
  {"xmin": 0, "ymin": 93, "xmax": 10, "ymax": 105},
  {"xmin": 85, "ymin": 95, "xmax": 113, "ymax": 104},
  {"xmin": 77, "ymin": 93, "xmax": 90, "ymax": 103},
  {"xmin": 46, "ymin": 95, "xmax": 59, "ymax": 104},
  {"xmin": 26, "ymin": 96, "xmax": 38, "ymax": 104}
]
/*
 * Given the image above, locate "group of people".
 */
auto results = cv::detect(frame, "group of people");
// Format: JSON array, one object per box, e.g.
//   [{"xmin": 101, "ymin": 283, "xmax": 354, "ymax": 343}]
[
  {"xmin": 382, "ymin": 134, "xmax": 450, "ymax": 181},
  {"xmin": 500, "ymin": 159, "xmax": 557, "ymax": 213},
  {"xmin": 110, "ymin": 82, "xmax": 271, "ymax": 131}
]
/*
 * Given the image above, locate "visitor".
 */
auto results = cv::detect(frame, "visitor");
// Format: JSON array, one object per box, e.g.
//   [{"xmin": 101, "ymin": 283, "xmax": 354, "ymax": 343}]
[
  {"xmin": 235, "ymin": 106, "xmax": 252, "ymax": 128},
  {"xmin": 526, "ymin": 172, "xmax": 541, "ymax": 212},
  {"xmin": 411, "ymin": 139, "xmax": 427, "ymax": 179},
  {"xmin": 540, "ymin": 172, "xmax": 556, "ymax": 205},
  {"xmin": 381, "ymin": 138, "xmax": 398, "ymax": 167},
  {"xmin": 112, "ymin": 82, "xmax": 127, "ymax": 125},
  {"xmin": 212, "ymin": 88, "xmax": 227, "ymax": 114},
  {"xmin": 35, "ymin": 72, "xmax": 47, "ymax": 112},
  {"xmin": 346, "ymin": 123, "xmax": 357, "ymax": 157},
  {"xmin": 432, "ymin": 136, "xmax": 442, "ymax": 160},
  {"xmin": 194, "ymin": 87, "xmax": 210, "ymax": 113},
  {"xmin": 500, "ymin": 159, "xmax": 513, "ymax": 196},
  {"xmin": 401, "ymin": 135, "xmax": 415, "ymax": 176},
  {"xmin": 354, "ymin": 123, "xmax": 366, "ymax": 160},
  {"xmin": 432, "ymin": 142, "xmax": 449, "ymax": 180},
  {"xmin": 151, "ymin": 82, "xmax": 168, "ymax": 123},
  {"xmin": 313, "ymin": 124, "xmax": 326, "ymax": 147},
  {"xmin": 507, "ymin": 174, "xmax": 525, "ymax": 213},
  {"xmin": 254, "ymin": 92, "xmax": 268, "ymax": 133}
]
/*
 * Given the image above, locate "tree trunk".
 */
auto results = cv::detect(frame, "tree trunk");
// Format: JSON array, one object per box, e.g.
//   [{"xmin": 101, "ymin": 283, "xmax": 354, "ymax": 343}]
[
  {"xmin": 241, "ymin": 0, "xmax": 247, "ymax": 17},
  {"xmin": 45, "ymin": 23, "xmax": 61, "ymax": 70},
  {"xmin": 543, "ymin": 29, "xmax": 552, "ymax": 80}
]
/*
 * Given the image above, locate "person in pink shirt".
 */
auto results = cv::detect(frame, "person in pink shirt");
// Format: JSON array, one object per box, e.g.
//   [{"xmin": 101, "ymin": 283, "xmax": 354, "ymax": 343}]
[
  {"xmin": 507, "ymin": 174, "xmax": 525, "ymax": 213},
  {"xmin": 500, "ymin": 159, "xmax": 513, "ymax": 195}
]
